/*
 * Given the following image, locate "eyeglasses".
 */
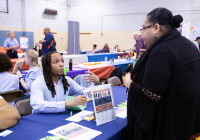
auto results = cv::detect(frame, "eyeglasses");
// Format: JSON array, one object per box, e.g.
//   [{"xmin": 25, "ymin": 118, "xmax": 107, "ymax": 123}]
[{"xmin": 140, "ymin": 25, "xmax": 153, "ymax": 33}]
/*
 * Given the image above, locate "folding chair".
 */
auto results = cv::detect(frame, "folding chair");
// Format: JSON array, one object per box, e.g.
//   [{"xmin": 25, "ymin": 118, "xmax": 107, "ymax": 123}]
[
  {"xmin": 0, "ymin": 90, "xmax": 23, "ymax": 103},
  {"xmin": 15, "ymin": 98, "xmax": 32, "ymax": 116}
]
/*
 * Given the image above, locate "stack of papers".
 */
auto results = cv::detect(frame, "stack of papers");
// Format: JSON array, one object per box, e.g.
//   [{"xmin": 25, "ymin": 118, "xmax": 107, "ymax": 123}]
[
  {"xmin": 48, "ymin": 122, "xmax": 102, "ymax": 140},
  {"xmin": 65, "ymin": 110, "xmax": 93, "ymax": 122},
  {"xmin": 115, "ymin": 107, "xmax": 127, "ymax": 119},
  {"xmin": 0, "ymin": 130, "xmax": 13, "ymax": 137}
]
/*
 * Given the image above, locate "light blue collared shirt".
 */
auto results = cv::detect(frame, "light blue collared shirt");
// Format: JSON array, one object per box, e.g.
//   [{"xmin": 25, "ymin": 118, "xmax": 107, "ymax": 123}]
[
  {"xmin": 24, "ymin": 66, "xmax": 43, "ymax": 96},
  {"xmin": 0, "ymin": 72, "xmax": 19, "ymax": 93},
  {"xmin": 30, "ymin": 75, "xmax": 85, "ymax": 113},
  {"xmin": 4, "ymin": 38, "xmax": 19, "ymax": 51},
  {"xmin": 73, "ymin": 74, "xmax": 94, "ymax": 88}
]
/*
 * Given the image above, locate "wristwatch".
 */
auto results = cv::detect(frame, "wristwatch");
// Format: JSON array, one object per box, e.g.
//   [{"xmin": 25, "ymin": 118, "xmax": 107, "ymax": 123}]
[{"xmin": 19, "ymin": 77, "xmax": 22, "ymax": 80}]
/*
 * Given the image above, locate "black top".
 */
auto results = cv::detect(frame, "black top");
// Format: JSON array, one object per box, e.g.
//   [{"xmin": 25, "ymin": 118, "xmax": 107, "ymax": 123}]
[
  {"xmin": 33, "ymin": 48, "xmax": 43, "ymax": 57},
  {"xmin": 127, "ymin": 29, "xmax": 200, "ymax": 140}
]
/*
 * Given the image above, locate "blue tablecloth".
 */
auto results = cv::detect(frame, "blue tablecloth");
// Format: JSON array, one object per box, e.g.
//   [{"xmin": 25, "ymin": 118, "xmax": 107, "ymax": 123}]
[
  {"xmin": 82, "ymin": 50, "xmax": 102, "ymax": 54},
  {"xmin": 86, "ymin": 53, "xmax": 117, "ymax": 62},
  {"xmin": 113, "ymin": 59, "xmax": 133, "ymax": 73},
  {"xmin": 82, "ymin": 50, "xmax": 88, "ymax": 54},
  {"xmin": 1, "ymin": 86, "xmax": 127, "ymax": 140}
]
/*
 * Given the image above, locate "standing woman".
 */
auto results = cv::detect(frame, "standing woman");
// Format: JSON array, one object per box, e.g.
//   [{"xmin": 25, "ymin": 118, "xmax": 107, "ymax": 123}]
[
  {"xmin": 4, "ymin": 31, "xmax": 20, "ymax": 58},
  {"xmin": 16, "ymin": 50, "xmax": 43, "ymax": 100},
  {"xmin": 127, "ymin": 8, "xmax": 200, "ymax": 140}
]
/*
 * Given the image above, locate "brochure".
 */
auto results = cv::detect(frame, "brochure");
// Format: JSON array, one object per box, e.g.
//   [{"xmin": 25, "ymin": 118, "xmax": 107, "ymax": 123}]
[
  {"xmin": 48, "ymin": 122, "xmax": 102, "ymax": 140},
  {"xmin": 91, "ymin": 84, "xmax": 116, "ymax": 126}
]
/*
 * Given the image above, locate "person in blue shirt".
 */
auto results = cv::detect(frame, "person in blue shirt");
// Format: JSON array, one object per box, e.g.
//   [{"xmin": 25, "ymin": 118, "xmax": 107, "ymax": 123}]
[
  {"xmin": 0, "ymin": 53, "xmax": 19, "ymax": 106},
  {"xmin": 0, "ymin": 53, "xmax": 19, "ymax": 92},
  {"xmin": 39, "ymin": 27, "xmax": 56, "ymax": 56},
  {"xmin": 15, "ymin": 50, "xmax": 42, "ymax": 102},
  {"xmin": 4, "ymin": 31, "xmax": 20, "ymax": 58},
  {"xmin": 16, "ymin": 49, "xmax": 43, "ymax": 101},
  {"xmin": 30, "ymin": 52, "xmax": 88, "ymax": 113}
]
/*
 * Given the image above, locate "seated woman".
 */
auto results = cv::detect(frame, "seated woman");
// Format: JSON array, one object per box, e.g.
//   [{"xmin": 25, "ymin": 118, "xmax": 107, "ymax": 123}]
[
  {"xmin": 88, "ymin": 44, "xmax": 97, "ymax": 53},
  {"xmin": 114, "ymin": 45, "xmax": 118, "ymax": 50},
  {"xmin": 0, "ymin": 95, "xmax": 20, "ymax": 130},
  {"xmin": 0, "ymin": 53, "xmax": 19, "ymax": 93},
  {"xmin": 33, "ymin": 42, "xmax": 42, "ymax": 57},
  {"xmin": 102, "ymin": 43, "xmax": 110, "ymax": 53},
  {"xmin": 30, "ymin": 52, "xmax": 99, "ymax": 113},
  {"xmin": 114, "ymin": 45, "xmax": 121, "ymax": 52},
  {"xmin": 16, "ymin": 50, "xmax": 43, "ymax": 100}
]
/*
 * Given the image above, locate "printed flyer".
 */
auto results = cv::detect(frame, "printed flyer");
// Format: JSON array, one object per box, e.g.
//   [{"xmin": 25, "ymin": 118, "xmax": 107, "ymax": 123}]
[
  {"xmin": 91, "ymin": 84, "xmax": 116, "ymax": 126},
  {"xmin": 20, "ymin": 37, "xmax": 29, "ymax": 49},
  {"xmin": 48, "ymin": 122, "xmax": 101, "ymax": 140}
]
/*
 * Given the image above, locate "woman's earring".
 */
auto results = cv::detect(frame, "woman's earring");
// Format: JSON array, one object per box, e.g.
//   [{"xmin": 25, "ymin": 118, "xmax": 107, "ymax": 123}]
[{"xmin": 155, "ymin": 34, "xmax": 157, "ymax": 39}]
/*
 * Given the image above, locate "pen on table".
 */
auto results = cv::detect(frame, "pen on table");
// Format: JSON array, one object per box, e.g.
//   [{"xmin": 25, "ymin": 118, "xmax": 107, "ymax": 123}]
[{"xmin": 70, "ymin": 111, "xmax": 73, "ymax": 116}]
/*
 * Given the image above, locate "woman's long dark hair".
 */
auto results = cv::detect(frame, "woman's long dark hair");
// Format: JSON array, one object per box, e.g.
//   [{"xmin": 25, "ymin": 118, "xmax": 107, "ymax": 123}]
[{"xmin": 42, "ymin": 51, "xmax": 70, "ymax": 97}]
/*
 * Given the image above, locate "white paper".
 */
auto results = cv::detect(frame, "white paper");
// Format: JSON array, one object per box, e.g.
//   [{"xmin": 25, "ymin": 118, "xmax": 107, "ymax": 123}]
[
  {"xmin": 65, "ymin": 110, "xmax": 93, "ymax": 122},
  {"xmin": 48, "ymin": 122, "xmax": 102, "ymax": 140},
  {"xmin": 0, "ymin": 130, "xmax": 13, "ymax": 137},
  {"xmin": 20, "ymin": 37, "xmax": 29, "ymax": 49},
  {"xmin": 115, "ymin": 107, "xmax": 127, "ymax": 119},
  {"xmin": 91, "ymin": 84, "xmax": 116, "ymax": 126}
]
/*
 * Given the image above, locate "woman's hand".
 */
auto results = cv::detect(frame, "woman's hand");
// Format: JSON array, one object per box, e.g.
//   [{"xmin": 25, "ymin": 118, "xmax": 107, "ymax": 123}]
[
  {"xmin": 16, "ymin": 70, "xmax": 22, "ymax": 78},
  {"xmin": 84, "ymin": 71, "xmax": 100, "ymax": 85},
  {"xmin": 138, "ymin": 49, "xmax": 146, "ymax": 59},
  {"xmin": 124, "ymin": 73, "xmax": 132, "ymax": 88},
  {"xmin": 13, "ymin": 45, "xmax": 19, "ymax": 49}
]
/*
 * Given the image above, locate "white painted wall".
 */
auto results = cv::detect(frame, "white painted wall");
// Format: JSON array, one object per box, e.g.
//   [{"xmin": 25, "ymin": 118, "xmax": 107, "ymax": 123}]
[
  {"xmin": 69, "ymin": 0, "xmax": 200, "ymax": 32},
  {"xmin": 1, "ymin": 0, "xmax": 199, "ymax": 33},
  {"xmin": 0, "ymin": 0, "xmax": 22, "ymax": 29},
  {"xmin": 0, "ymin": 0, "xmax": 68, "ymax": 31},
  {"xmin": 25, "ymin": 0, "xmax": 68, "ymax": 31}
]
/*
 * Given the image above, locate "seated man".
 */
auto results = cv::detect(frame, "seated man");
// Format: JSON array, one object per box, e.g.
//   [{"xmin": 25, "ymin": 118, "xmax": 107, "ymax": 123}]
[
  {"xmin": 0, "ymin": 95, "xmax": 20, "ymax": 130},
  {"xmin": 132, "ymin": 31, "xmax": 148, "ymax": 59},
  {"xmin": 30, "ymin": 52, "xmax": 99, "ymax": 113}
]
